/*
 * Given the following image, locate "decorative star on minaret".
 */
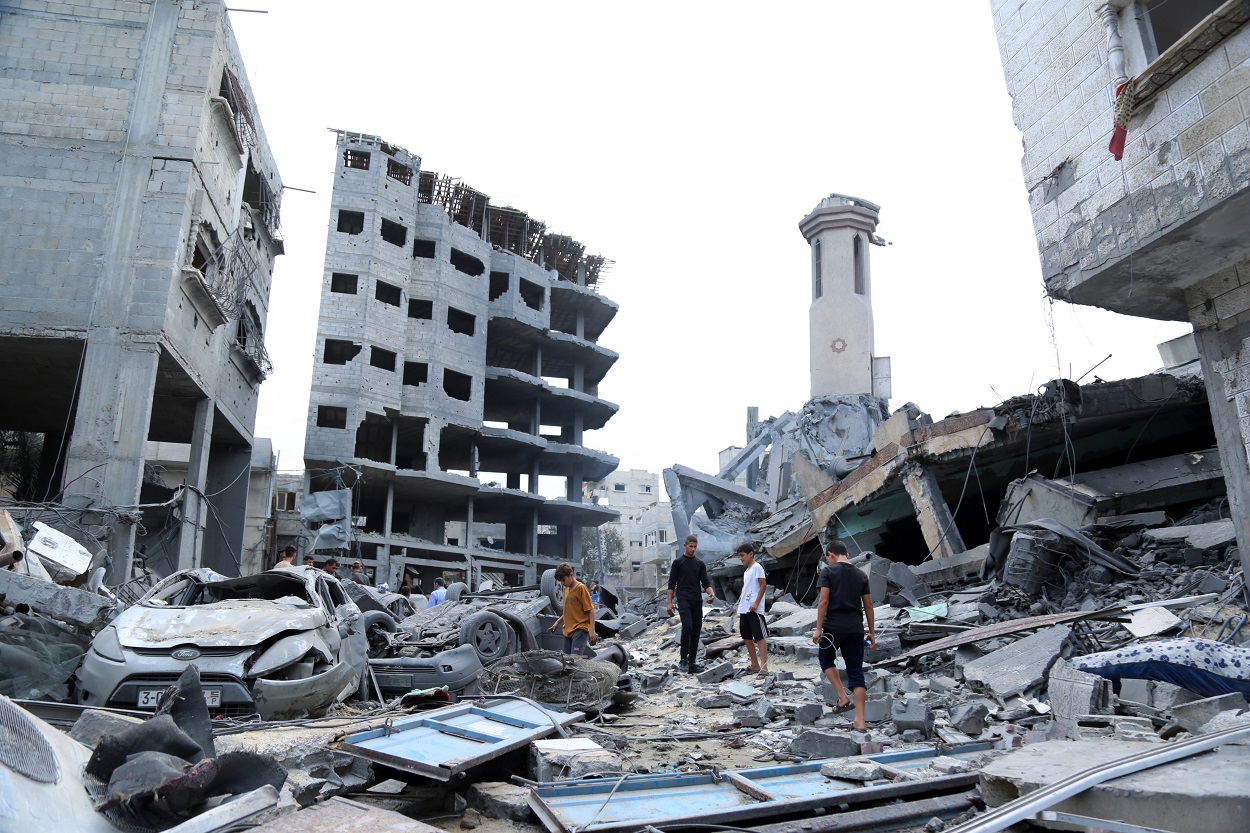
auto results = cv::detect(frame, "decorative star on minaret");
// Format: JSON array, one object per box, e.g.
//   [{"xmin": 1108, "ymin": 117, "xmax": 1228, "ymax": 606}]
[{"xmin": 831, "ymin": 337, "xmax": 847, "ymax": 354}]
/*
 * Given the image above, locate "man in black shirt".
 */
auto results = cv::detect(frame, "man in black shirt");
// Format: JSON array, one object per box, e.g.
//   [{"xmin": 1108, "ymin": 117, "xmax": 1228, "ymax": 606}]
[
  {"xmin": 812, "ymin": 540, "xmax": 876, "ymax": 730},
  {"xmin": 667, "ymin": 535, "xmax": 715, "ymax": 673}
]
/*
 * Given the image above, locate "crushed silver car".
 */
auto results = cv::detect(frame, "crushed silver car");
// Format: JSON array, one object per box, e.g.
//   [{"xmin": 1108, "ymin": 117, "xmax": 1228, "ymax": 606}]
[{"xmin": 76, "ymin": 566, "xmax": 367, "ymax": 720}]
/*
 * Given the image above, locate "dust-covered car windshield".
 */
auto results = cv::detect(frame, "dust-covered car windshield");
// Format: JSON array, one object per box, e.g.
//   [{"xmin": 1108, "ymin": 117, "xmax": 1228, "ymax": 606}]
[{"xmin": 148, "ymin": 570, "xmax": 317, "ymax": 609}]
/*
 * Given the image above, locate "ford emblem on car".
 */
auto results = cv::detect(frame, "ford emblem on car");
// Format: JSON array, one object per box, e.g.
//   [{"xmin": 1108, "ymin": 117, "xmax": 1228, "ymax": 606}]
[{"xmin": 172, "ymin": 648, "xmax": 201, "ymax": 661}]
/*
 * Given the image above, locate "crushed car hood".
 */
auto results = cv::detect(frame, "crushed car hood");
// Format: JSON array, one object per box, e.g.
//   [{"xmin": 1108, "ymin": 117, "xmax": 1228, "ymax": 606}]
[{"xmin": 115, "ymin": 599, "xmax": 328, "ymax": 648}]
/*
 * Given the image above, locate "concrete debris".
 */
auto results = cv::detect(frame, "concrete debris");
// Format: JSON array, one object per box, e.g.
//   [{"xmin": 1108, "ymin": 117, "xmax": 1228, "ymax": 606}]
[
  {"xmin": 959, "ymin": 624, "xmax": 1072, "ymax": 699},
  {"xmin": 530, "ymin": 738, "xmax": 622, "ymax": 782},
  {"xmin": 466, "ymin": 781, "xmax": 534, "ymax": 821},
  {"xmin": 819, "ymin": 758, "xmax": 885, "ymax": 780},
  {"xmin": 788, "ymin": 728, "xmax": 861, "ymax": 759}
]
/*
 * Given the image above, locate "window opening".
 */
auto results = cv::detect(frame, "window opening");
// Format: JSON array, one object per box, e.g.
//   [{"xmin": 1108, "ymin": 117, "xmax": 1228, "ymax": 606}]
[
  {"xmin": 409, "ymin": 299, "xmax": 433, "ymax": 319},
  {"xmin": 380, "ymin": 218, "xmax": 407, "ymax": 247},
  {"xmin": 403, "ymin": 362, "xmax": 428, "ymax": 386},
  {"xmin": 519, "ymin": 278, "xmax": 544, "ymax": 311},
  {"xmin": 317, "ymin": 406, "xmax": 347, "ymax": 429},
  {"xmin": 812, "ymin": 238, "xmax": 822, "ymax": 300},
  {"xmin": 489, "ymin": 271, "xmax": 510, "ymax": 301},
  {"xmin": 330, "ymin": 272, "xmax": 358, "ymax": 294},
  {"xmin": 1140, "ymin": 0, "xmax": 1224, "ymax": 58},
  {"xmin": 447, "ymin": 307, "xmax": 476, "ymax": 336},
  {"xmin": 337, "ymin": 210, "xmax": 364, "ymax": 235},
  {"xmin": 370, "ymin": 346, "xmax": 397, "ymax": 371},
  {"xmin": 375, "ymin": 280, "xmax": 401, "ymax": 307},
  {"xmin": 443, "ymin": 369, "xmax": 472, "ymax": 401},
  {"xmin": 386, "ymin": 158, "xmax": 412, "ymax": 185},
  {"xmin": 343, "ymin": 149, "xmax": 370, "ymax": 170},
  {"xmin": 853, "ymin": 235, "xmax": 865, "ymax": 295},
  {"xmin": 450, "ymin": 248, "xmax": 485, "ymax": 276},
  {"xmin": 323, "ymin": 339, "xmax": 361, "ymax": 365},
  {"xmin": 412, "ymin": 239, "xmax": 436, "ymax": 259}
]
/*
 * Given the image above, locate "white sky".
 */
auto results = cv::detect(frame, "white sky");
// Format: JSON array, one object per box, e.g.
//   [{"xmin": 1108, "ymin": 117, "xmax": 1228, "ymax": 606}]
[{"xmin": 237, "ymin": 2, "xmax": 1192, "ymax": 481}]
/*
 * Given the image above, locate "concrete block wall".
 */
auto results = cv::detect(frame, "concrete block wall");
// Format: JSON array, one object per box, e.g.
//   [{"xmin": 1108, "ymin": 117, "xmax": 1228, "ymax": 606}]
[{"xmin": 990, "ymin": 0, "xmax": 1250, "ymax": 310}]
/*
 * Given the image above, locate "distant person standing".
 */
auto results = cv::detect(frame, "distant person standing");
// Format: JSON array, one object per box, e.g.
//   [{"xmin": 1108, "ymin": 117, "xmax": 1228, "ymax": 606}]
[
  {"xmin": 274, "ymin": 545, "xmax": 297, "ymax": 569},
  {"xmin": 590, "ymin": 580, "xmax": 601, "ymax": 604},
  {"xmin": 349, "ymin": 560, "xmax": 367, "ymax": 584},
  {"xmin": 428, "ymin": 577, "xmax": 447, "ymax": 606},
  {"xmin": 548, "ymin": 562, "xmax": 596, "ymax": 655},
  {"xmin": 812, "ymin": 540, "xmax": 876, "ymax": 730},
  {"xmin": 321, "ymin": 557, "xmax": 339, "ymax": 576},
  {"xmin": 303, "ymin": 555, "xmax": 315, "ymax": 567},
  {"xmin": 667, "ymin": 535, "xmax": 715, "ymax": 673},
  {"xmin": 736, "ymin": 542, "xmax": 769, "ymax": 674}
]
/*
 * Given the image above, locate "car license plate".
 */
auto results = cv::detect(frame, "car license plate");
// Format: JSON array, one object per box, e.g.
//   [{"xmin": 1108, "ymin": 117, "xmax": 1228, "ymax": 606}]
[{"xmin": 137, "ymin": 688, "xmax": 221, "ymax": 707}]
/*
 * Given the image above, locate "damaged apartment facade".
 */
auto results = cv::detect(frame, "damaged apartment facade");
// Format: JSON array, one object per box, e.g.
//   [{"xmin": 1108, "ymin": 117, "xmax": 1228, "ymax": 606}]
[
  {"xmin": 0, "ymin": 0, "xmax": 283, "ymax": 580},
  {"xmin": 988, "ymin": 0, "xmax": 1250, "ymax": 581},
  {"xmin": 304, "ymin": 132, "xmax": 619, "ymax": 589}
]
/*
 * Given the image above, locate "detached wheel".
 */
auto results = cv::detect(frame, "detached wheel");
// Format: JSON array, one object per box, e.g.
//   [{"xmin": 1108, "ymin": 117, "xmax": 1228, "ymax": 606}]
[
  {"xmin": 540, "ymin": 569, "xmax": 563, "ymax": 614},
  {"xmin": 445, "ymin": 581, "xmax": 469, "ymax": 602},
  {"xmin": 359, "ymin": 610, "xmax": 397, "ymax": 659},
  {"xmin": 459, "ymin": 610, "xmax": 511, "ymax": 663}
]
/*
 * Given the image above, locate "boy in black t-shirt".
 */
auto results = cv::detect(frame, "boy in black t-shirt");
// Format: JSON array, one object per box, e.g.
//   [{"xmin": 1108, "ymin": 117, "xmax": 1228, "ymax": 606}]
[{"xmin": 812, "ymin": 540, "xmax": 876, "ymax": 730}]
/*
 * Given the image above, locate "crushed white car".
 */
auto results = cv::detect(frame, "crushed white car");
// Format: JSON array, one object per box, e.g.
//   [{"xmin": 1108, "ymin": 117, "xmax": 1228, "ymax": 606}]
[{"xmin": 76, "ymin": 566, "xmax": 367, "ymax": 720}]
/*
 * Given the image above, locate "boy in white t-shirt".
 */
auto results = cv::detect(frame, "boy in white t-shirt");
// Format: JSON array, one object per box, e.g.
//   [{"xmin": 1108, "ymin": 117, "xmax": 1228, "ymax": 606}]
[{"xmin": 736, "ymin": 542, "xmax": 769, "ymax": 674}]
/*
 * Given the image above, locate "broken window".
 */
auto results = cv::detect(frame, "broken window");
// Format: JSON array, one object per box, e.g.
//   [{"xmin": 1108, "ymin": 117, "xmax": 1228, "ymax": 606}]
[
  {"xmin": 853, "ymin": 235, "xmax": 865, "ymax": 295},
  {"xmin": 412, "ymin": 238, "xmax": 436, "ymax": 259},
  {"xmin": 489, "ymin": 271, "xmax": 510, "ymax": 301},
  {"xmin": 641, "ymin": 484, "xmax": 652, "ymax": 493},
  {"xmin": 273, "ymin": 490, "xmax": 297, "ymax": 511},
  {"xmin": 659, "ymin": 530, "xmax": 667, "ymax": 543},
  {"xmin": 380, "ymin": 218, "xmax": 407, "ymax": 247},
  {"xmin": 447, "ymin": 307, "xmax": 476, "ymax": 336},
  {"xmin": 812, "ymin": 238, "xmax": 822, "ymax": 300},
  {"xmin": 330, "ymin": 272, "xmax": 358, "ymax": 294},
  {"xmin": 242, "ymin": 161, "xmax": 280, "ymax": 237},
  {"xmin": 450, "ymin": 248, "xmax": 485, "ymax": 276},
  {"xmin": 443, "ymin": 369, "xmax": 472, "ymax": 401},
  {"xmin": 354, "ymin": 411, "xmax": 392, "ymax": 463},
  {"xmin": 408, "ymin": 299, "xmax": 433, "ymax": 319},
  {"xmin": 519, "ymin": 278, "xmax": 544, "ymax": 311},
  {"xmin": 375, "ymin": 280, "xmax": 401, "ymax": 307},
  {"xmin": 337, "ymin": 210, "xmax": 365, "ymax": 235},
  {"xmin": 1138, "ymin": 0, "xmax": 1224, "ymax": 58},
  {"xmin": 343, "ymin": 149, "xmax": 370, "ymax": 170},
  {"xmin": 317, "ymin": 406, "xmax": 347, "ymax": 429},
  {"xmin": 403, "ymin": 361, "xmax": 428, "ymax": 386},
  {"xmin": 323, "ymin": 339, "xmax": 361, "ymax": 365},
  {"xmin": 386, "ymin": 158, "xmax": 412, "ymax": 185},
  {"xmin": 370, "ymin": 346, "xmax": 397, "ymax": 371},
  {"xmin": 613, "ymin": 483, "xmax": 625, "ymax": 492}
]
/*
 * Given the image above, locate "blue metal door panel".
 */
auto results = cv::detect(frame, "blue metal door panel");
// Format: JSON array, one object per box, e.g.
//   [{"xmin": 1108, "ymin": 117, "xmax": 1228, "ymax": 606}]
[{"xmin": 338, "ymin": 697, "xmax": 581, "ymax": 781}]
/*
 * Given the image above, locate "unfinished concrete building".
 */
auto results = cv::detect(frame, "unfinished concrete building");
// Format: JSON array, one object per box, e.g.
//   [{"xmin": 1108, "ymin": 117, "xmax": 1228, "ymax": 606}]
[
  {"xmin": 0, "ymin": 0, "xmax": 283, "ymax": 580},
  {"xmin": 989, "ymin": 1, "xmax": 1250, "ymax": 580},
  {"xmin": 304, "ymin": 131, "xmax": 618, "ymax": 590}
]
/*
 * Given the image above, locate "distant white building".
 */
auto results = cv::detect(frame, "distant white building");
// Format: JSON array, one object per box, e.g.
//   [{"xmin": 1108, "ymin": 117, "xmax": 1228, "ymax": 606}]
[{"xmin": 588, "ymin": 468, "xmax": 675, "ymax": 588}]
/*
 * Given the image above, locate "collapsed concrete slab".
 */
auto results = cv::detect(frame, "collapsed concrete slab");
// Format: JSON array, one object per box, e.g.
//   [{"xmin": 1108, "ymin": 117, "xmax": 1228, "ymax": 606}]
[
  {"xmin": 0, "ymin": 567, "xmax": 114, "ymax": 630},
  {"xmin": 959, "ymin": 624, "xmax": 1071, "ymax": 699}
]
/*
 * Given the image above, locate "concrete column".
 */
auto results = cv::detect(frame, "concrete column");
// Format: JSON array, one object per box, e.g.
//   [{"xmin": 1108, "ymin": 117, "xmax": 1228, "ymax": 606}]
[
  {"xmin": 383, "ymin": 480, "xmax": 394, "ymax": 542},
  {"xmin": 465, "ymin": 496, "xmax": 475, "ymax": 566},
  {"xmin": 902, "ymin": 464, "xmax": 966, "ymax": 559},
  {"xmin": 176, "ymin": 397, "xmax": 214, "ymax": 571},
  {"xmin": 63, "ymin": 334, "xmax": 161, "ymax": 582},
  {"xmin": 1193, "ymin": 325, "xmax": 1250, "ymax": 600},
  {"xmin": 201, "ymin": 444, "xmax": 250, "ymax": 576}
]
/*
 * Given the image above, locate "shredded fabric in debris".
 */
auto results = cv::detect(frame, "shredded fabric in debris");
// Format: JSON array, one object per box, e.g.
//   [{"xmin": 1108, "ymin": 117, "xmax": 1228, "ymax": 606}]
[
  {"xmin": 1073, "ymin": 638, "xmax": 1250, "ymax": 699},
  {"xmin": 480, "ymin": 650, "xmax": 620, "ymax": 712}
]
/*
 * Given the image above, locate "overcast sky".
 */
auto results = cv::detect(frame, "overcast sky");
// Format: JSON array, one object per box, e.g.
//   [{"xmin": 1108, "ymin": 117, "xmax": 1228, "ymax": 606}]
[{"xmin": 236, "ymin": 2, "xmax": 1192, "ymax": 483}]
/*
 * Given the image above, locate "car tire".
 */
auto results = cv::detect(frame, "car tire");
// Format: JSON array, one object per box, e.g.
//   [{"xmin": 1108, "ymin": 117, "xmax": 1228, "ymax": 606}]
[
  {"xmin": 445, "ymin": 581, "xmax": 469, "ymax": 602},
  {"xmin": 540, "ymin": 568, "xmax": 563, "ymax": 614},
  {"xmin": 459, "ymin": 610, "xmax": 511, "ymax": 663},
  {"xmin": 359, "ymin": 609, "xmax": 397, "ymax": 659}
]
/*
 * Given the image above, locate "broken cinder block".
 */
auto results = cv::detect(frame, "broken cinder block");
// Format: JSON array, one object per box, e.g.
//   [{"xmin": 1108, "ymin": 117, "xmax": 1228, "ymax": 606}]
[
  {"xmin": 788, "ymin": 728, "xmax": 860, "ymax": 759},
  {"xmin": 530, "ymin": 738, "xmax": 622, "ymax": 782}
]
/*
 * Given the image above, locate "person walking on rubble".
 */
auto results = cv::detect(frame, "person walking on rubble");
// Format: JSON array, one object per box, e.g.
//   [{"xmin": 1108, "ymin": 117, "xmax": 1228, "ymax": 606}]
[
  {"xmin": 275, "ymin": 545, "xmax": 297, "ymax": 569},
  {"xmin": 736, "ymin": 542, "xmax": 769, "ymax": 674},
  {"xmin": 812, "ymin": 539, "xmax": 876, "ymax": 730},
  {"xmin": 548, "ymin": 562, "xmax": 597, "ymax": 655},
  {"xmin": 667, "ymin": 535, "xmax": 716, "ymax": 673}
]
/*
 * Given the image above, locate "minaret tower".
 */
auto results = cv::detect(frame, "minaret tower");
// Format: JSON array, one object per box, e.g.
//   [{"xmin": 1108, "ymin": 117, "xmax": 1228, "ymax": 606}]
[{"xmin": 798, "ymin": 193, "xmax": 887, "ymax": 399}]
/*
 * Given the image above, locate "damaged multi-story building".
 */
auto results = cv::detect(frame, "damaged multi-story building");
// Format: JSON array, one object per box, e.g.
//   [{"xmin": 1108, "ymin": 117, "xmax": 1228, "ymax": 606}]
[
  {"xmin": 988, "ymin": 0, "xmax": 1250, "ymax": 583},
  {"xmin": 0, "ymin": 0, "xmax": 283, "ymax": 580},
  {"xmin": 665, "ymin": 191, "xmax": 1223, "ymax": 601},
  {"xmin": 303, "ymin": 131, "xmax": 619, "ymax": 590}
]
